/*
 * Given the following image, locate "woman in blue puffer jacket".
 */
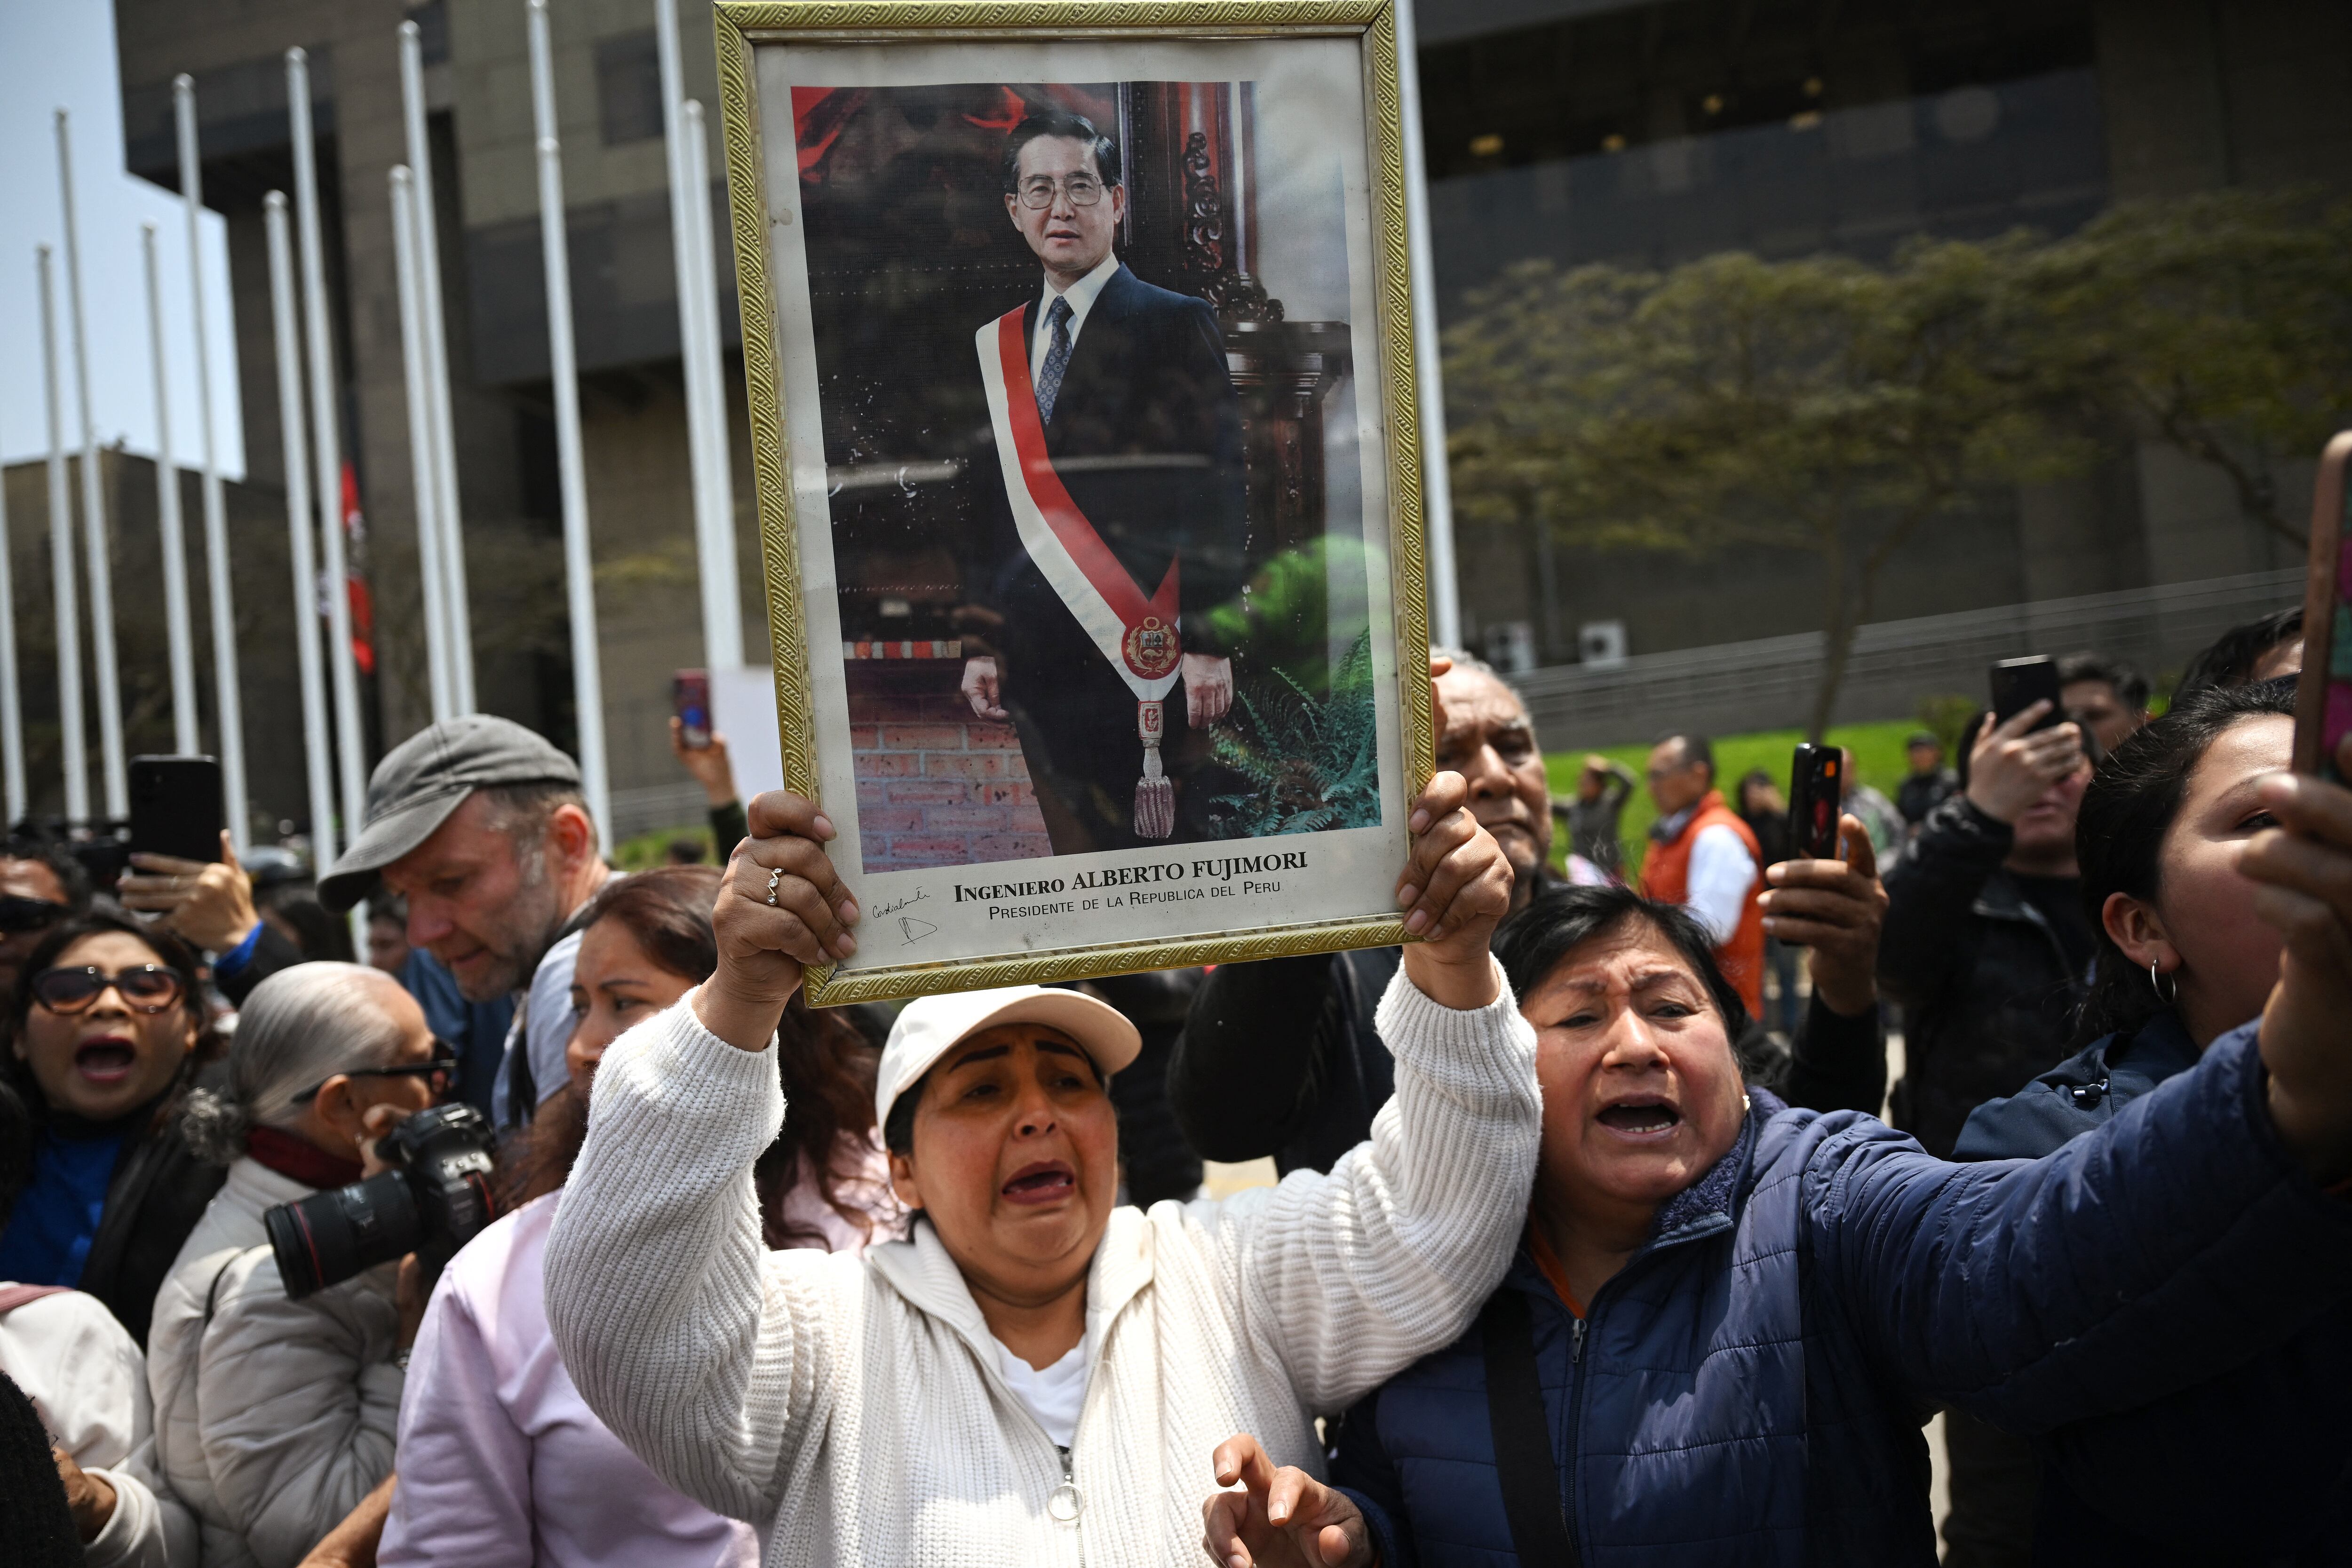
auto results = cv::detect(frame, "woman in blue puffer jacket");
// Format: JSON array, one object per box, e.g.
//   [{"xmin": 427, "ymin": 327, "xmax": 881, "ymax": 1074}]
[
  {"xmin": 1200, "ymin": 742, "xmax": 2352, "ymax": 1568},
  {"xmin": 1950, "ymin": 676, "xmax": 2348, "ymax": 1567}
]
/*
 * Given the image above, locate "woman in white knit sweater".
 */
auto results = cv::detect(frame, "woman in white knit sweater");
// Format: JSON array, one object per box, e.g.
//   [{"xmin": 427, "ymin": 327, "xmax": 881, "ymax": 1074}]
[{"xmin": 545, "ymin": 776, "xmax": 1533, "ymax": 1565}]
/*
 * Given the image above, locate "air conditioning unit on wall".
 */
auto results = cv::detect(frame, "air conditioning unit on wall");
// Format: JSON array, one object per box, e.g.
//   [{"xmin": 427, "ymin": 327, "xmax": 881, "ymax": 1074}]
[
  {"xmin": 1578, "ymin": 620, "xmax": 1629, "ymax": 669},
  {"xmin": 1484, "ymin": 621, "xmax": 1536, "ymax": 674}
]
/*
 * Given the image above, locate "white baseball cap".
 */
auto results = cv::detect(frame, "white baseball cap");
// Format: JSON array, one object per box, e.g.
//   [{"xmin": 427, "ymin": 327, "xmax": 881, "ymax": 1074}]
[{"xmin": 876, "ymin": 985, "xmax": 1141, "ymax": 1131}]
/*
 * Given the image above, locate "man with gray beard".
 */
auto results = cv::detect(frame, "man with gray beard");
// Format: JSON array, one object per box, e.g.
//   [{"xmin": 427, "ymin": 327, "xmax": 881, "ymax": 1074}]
[{"xmin": 319, "ymin": 716, "xmax": 612, "ymax": 1127}]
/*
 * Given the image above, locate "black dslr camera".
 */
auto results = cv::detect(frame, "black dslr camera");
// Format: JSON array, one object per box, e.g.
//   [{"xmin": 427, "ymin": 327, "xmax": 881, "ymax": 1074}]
[{"xmin": 263, "ymin": 1102, "xmax": 500, "ymax": 1299}]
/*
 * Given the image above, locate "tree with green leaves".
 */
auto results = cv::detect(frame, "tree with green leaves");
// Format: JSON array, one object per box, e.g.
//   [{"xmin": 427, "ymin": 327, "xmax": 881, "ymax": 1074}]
[
  {"xmin": 1446, "ymin": 238, "xmax": 2084, "ymax": 737},
  {"xmin": 2018, "ymin": 189, "xmax": 2352, "ymax": 548},
  {"xmin": 1445, "ymin": 191, "xmax": 2352, "ymax": 735}
]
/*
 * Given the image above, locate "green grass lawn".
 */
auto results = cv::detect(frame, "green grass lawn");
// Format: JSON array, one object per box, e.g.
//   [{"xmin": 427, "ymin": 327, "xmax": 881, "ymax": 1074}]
[{"xmin": 1547, "ymin": 717, "xmax": 1928, "ymax": 878}]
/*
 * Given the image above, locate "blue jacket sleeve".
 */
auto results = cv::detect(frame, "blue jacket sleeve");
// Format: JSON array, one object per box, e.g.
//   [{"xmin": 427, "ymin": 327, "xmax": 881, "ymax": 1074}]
[
  {"xmin": 1329, "ymin": 1389, "xmax": 1417, "ymax": 1568},
  {"xmin": 1807, "ymin": 1024, "xmax": 2352, "ymax": 1436}
]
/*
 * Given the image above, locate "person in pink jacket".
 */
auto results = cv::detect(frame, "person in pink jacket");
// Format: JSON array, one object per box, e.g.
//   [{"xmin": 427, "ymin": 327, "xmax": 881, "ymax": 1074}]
[{"xmin": 381, "ymin": 866, "xmax": 900, "ymax": 1567}]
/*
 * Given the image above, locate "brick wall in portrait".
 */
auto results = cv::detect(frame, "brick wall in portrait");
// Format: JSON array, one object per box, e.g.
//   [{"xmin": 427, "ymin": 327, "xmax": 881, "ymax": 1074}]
[{"xmin": 848, "ymin": 661, "xmax": 1051, "ymax": 874}]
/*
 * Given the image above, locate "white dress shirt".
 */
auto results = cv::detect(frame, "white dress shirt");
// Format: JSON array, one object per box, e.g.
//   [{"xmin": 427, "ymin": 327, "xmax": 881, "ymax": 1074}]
[
  {"xmin": 1030, "ymin": 252, "xmax": 1122, "ymax": 382},
  {"xmin": 1685, "ymin": 823, "xmax": 1759, "ymax": 946}
]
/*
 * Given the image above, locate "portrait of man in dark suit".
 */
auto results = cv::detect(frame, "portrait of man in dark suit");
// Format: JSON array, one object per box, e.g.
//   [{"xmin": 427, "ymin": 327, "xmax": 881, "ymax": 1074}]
[{"xmin": 959, "ymin": 112, "xmax": 1252, "ymax": 856}]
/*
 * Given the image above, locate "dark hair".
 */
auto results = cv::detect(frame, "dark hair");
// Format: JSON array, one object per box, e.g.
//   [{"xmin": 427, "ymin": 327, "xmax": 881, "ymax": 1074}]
[
  {"xmin": 1654, "ymin": 732, "xmax": 1714, "ymax": 783},
  {"xmin": 0, "ymin": 912, "xmax": 220, "ymax": 1219},
  {"xmin": 2057, "ymin": 651, "xmax": 2151, "ymax": 713},
  {"xmin": 1001, "ymin": 112, "xmax": 1122, "ymax": 194},
  {"xmin": 2176, "ymin": 608, "xmax": 2304, "ymax": 698},
  {"xmin": 881, "ymin": 1021, "xmax": 1109, "ymax": 1160},
  {"xmin": 368, "ymin": 894, "xmax": 408, "ymax": 928},
  {"xmin": 505, "ymin": 866, "xmax": 883, "ymax": 1249},
  {"xmin": 258, "ymin": 894, "xmax": 356, "ymax": 963},
  {"xmin": 1493, "ymin": 884, "xmax": 1751, "ymax": 1041},
  {"xmin": 0, "ymin": 836, "xmax": 91, "ymax": 915},
  {"xmin": 2070, "ymin": 677, "xmax": 2296, "ymax": 1044}
]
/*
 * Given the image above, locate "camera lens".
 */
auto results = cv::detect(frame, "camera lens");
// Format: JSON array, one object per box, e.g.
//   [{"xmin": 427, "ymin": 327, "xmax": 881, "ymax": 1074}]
[{"xmin": 263, "ymin": 1173, "xmax": 421, "ymax": 1300}]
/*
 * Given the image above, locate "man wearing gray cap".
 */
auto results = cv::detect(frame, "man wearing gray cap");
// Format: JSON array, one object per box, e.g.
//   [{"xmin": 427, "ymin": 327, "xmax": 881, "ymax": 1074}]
[{"xmin": 319, "ymin": 715, "xmax": 612, "ymax": 1127}]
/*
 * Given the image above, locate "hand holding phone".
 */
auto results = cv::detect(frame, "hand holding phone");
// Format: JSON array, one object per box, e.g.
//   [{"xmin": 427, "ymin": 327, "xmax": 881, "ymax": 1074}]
[
  {"xmin": 1989, "ymin": 656, "xmax": 2064, "ymax": 732},
  {"xmin": 1758, "ymin": 813, "xmax": 1887, "ymax": 1015}
]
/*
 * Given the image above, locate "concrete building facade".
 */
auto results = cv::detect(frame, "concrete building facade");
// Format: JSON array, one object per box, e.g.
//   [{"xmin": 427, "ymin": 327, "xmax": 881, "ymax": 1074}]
[{"xmin": 83, "ymin": 0, "xmax": 2352, "ymax": 837}]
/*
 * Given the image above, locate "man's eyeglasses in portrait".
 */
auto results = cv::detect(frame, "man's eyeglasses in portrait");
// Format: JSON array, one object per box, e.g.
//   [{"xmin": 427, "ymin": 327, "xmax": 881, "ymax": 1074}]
[{"xmin": 1017, "ymin": 174, "xmax": 1104, "ymax": 209}]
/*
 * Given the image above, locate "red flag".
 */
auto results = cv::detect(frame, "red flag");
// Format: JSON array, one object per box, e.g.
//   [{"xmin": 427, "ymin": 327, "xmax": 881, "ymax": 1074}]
[{"xmin": 340, "ymin": 462, "xmax": 376, "ymax": 677}]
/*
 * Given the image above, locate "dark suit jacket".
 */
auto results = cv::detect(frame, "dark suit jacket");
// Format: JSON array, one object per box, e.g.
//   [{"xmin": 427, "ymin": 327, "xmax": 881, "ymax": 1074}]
[{"xmin": 966, "ymin": 264, "xmax": 1250, "ymax": 683}]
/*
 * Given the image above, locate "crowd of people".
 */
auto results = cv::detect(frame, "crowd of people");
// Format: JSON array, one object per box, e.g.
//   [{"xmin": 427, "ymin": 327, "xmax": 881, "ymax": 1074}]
[{"xmin": 0, "ymin": 603, "xmax": 2345, "ymax": 1568}]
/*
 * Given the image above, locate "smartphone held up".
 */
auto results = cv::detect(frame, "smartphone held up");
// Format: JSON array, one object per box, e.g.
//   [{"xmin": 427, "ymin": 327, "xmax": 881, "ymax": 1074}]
[
  {"xmin": 1787, "ymin": 743, "xmax": 1842, "ymax": 862},
  {"xmin": 2294, "ymin": 432, "xmax": 2351, "ymax": 785},
  {"xmin": 674, "ymin": 669, "xmax": 713, "ymax": 751},
  {"xmin": 128, "ymin": 756, "xmax": 225, "ymax": 864}
]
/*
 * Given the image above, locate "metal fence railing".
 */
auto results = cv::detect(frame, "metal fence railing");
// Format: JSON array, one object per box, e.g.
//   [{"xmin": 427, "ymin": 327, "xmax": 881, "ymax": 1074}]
[{"xmin": 1508, "ymin": 568, "xmax": 2304, "ymax": 748}]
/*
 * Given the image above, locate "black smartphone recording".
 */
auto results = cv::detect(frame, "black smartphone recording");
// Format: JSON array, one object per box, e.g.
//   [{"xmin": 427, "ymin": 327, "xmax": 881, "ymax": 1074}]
[
  {"xmin": 1988, "ymin": 656, "xmax": 2063, "ymax": 732},
  {"xmin": 1786, "ymin": 743, "xmax": 1842, "ymax": 861},
  {"xmin": 127, "ymin": 756, "xmax": 225, "ymax": 864}
]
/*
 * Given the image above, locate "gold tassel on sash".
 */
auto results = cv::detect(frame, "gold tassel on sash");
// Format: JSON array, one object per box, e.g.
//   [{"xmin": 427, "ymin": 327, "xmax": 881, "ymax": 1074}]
[{"xmin": 1135, "ymin": 699, "xmax": 1174, "ymax": 839}]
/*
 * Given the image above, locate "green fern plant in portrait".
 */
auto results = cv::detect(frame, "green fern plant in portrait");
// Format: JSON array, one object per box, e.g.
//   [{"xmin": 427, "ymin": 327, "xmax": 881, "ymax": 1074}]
[{"xmin": 1207, "ymin": 631, "xmax": 1382, "ymax": 839}]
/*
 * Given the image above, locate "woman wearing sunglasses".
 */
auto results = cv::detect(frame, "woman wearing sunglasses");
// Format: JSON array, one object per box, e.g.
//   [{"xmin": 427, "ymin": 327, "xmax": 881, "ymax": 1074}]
[
  {"xmin": 148, "ymin": 961, "xmax": 445, "ymax": 1568},
  {"xmin": 0, "ymin": 912, "xmax": 220, "ymax": 1350}
]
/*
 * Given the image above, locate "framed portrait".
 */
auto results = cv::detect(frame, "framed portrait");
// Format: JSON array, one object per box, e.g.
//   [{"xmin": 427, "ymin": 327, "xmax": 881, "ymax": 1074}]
[{"xmin": 713, "ymin": 0, "xmax": 1434, "ymax": 1003}]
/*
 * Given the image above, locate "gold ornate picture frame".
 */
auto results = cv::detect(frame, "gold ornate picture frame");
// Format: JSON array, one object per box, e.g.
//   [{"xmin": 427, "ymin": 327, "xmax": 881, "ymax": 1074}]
[{"xmin": 714, "ymin": 0, "xmax": 1432, "ymax": 1004}]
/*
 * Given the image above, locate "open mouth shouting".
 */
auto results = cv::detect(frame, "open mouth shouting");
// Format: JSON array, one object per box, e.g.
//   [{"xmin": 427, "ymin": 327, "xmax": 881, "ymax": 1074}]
[
  {"xmin": 1594, "ymin": 1094, "xmax": 1683, "ymax": 1139},
  {"xmin": 74, "ymin": 1035, "xmax": 141, "ymax": 1087},
  {"xmin": 1001, "ymin": 1159, "xmax": 1078, "ymax": 1207}
]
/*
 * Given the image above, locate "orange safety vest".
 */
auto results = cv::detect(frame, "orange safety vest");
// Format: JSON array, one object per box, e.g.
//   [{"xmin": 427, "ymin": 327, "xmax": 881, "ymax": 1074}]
[{"xmin": 1640, "ymin": 789, "xmax": 1766, "ymax": 1021}]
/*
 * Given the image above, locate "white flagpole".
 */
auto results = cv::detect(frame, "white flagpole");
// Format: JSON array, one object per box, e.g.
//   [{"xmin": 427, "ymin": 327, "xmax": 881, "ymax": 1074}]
[
  {"xmin": 528, "ymin": 0, "xmax": 611, "ymax": 845},
  {"xmin": 142, "ymin": 223, "xmax": 203, "ymax": 756},
  {"xmin": 265, "ymin": 194, "xmax": 339, "ymax": 868},
  {"xmin": 39, "ymin": 248, "xmax": 90, "ymax": 826},
  {"xmin": 287, "ymin": 49, "xmax": 369, "ymax": 849},
  {"xmin": 55, "ymin": 110, "xmax": 129, "ymax": 819},
  {"xmin": 391, "ymin": 166, "xmax": 455, "ymax": 723},
  {"xmin": 176, "ymin": 75, "xmax": 249, "ymax": 853},
  {"xmin": 1392, "ymin": 0, "xmax": 1460, "ymax": 652},
  {"xmin": 653, "ymin": 0, "xmax": 741, "ymax": 673},
  {"xmin": 399, "ymin": 20, "xmax": 476, "ymax": 712},
  {"xmin": 682, "ymin": 98, "xmax": 742, "ymax": 668},
  {"xmin": 0, "ymin": 410, "xmax": 25, "ymax": 827}
]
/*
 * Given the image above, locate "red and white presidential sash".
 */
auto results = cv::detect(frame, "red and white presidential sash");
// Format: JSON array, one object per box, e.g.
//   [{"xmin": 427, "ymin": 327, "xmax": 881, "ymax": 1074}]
[{"xmin": 976, "ymin": 305, "xmax": 1183, "ymax": 836}]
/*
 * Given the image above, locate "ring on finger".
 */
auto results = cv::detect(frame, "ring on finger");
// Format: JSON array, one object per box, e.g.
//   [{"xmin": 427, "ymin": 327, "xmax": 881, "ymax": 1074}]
[{"xmin": 765, "ymin": 867, "xmax": 783, "ymax": 907}]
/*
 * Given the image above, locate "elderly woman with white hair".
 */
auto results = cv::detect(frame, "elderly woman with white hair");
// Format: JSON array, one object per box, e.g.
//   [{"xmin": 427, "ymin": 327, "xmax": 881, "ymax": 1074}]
[{"xmin": 147, "ymin": 961, "xmax": 450, "ymax": 1568}]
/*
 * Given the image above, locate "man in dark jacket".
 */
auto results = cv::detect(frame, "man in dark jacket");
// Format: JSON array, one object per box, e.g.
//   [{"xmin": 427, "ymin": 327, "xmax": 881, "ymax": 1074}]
[
  {"xmin": 957, "ymin": 111, "xmax": 1250, "ymax": 852},
  {"xmin": 1877, "ymin": 699, "xmax": 2093, "ymax": 1566},
  {"xmin": 1878, "ymin": 703, "xmax": 2092, "ymax": 1159}
]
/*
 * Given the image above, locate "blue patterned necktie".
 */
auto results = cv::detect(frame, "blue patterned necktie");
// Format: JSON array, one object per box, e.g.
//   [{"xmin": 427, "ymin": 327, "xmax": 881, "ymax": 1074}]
[{"xmin": 1035, "ymin": 295, "xmax": 1074, "ymax": 424}]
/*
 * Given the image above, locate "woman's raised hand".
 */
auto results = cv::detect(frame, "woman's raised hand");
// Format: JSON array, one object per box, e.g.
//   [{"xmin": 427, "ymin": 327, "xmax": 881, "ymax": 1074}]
[
  {"xmin": 1396, "ymin": 770, "xmax": 1511, "ymax": 1011},
  {"xmin": 695, "ymin": 791, "xmax": 860, "ymax": 1051},
  {"xmin": 1203, "ymin": 1434, "xmax": 1375, "ymax": 1568},
  {"xmin": 2242, "ymin": 737, "xmax": 2352, "ymax": 1184}
]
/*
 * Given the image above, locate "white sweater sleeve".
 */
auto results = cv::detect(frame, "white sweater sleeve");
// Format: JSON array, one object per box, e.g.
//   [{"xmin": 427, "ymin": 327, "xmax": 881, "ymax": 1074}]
[
  {"xmin": 1189, "ymin": 959, "xmax": 1542, "ymax": 1414},
  {"xmin": 1685, "ymin": 823, "xmax": 1756, "ymax": 945},
  {"xmin": 543, "ymin": 999, "xmax": 830, "ymax": 1523}
]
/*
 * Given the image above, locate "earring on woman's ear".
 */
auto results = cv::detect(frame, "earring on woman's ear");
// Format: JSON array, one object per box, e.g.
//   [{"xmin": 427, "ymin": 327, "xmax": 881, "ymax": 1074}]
[{"xmin": 2147, "ymin": 960, "xmax": 2178, "ymax": 1007}]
